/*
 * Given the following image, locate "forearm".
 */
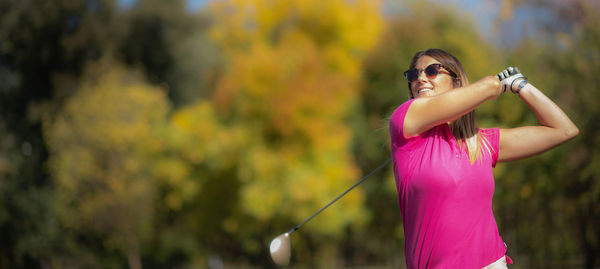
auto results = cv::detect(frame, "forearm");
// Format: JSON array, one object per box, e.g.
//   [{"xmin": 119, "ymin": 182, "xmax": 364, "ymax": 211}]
[
  {"xmin": 518, "ymin": 83, "xmax": 579, "ymax": 138},
  {"xmin": 496, "ymin": 67, "xmax": 579, "ymax": 162},
  {"xmin": 405, "ymin": 76, "xmax": 500, "ymax": 136}
]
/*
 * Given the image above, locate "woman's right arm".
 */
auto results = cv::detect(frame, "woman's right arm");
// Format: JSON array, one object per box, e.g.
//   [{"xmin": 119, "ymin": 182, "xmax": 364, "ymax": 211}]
[{"xmin": 403, "ymin": 76, "xmax": 502, "ymax": 137}]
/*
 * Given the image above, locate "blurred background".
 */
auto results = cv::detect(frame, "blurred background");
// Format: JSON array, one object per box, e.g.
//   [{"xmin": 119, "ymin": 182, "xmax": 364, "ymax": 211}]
[{"xmin": 0, "ymin": 0, "xmax": 598, "ymax": 268}]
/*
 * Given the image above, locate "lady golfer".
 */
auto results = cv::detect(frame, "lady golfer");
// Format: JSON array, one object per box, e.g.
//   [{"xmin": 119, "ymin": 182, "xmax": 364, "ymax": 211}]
[{"xmin": 389, "ymin": 48, "xmax": 578, "ymax": 268}]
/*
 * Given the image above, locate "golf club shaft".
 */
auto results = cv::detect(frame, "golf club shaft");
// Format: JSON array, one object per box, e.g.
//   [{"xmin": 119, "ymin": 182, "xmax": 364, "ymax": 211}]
[{"xmin": 287, "ymin": 158, "xmax": 392, "ymax": 234}]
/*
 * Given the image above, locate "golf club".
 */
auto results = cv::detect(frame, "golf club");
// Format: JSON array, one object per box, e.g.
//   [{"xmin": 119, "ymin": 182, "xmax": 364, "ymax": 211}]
[{"xmin": 269, "ymin": 158, "xmax": 392, "ymax": 266}]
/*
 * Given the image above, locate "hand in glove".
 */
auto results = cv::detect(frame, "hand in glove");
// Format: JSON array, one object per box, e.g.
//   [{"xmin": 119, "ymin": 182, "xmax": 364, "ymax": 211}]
[{"xmin": 497, "ymin": 66, "xmax": 528, "ymax": 94}]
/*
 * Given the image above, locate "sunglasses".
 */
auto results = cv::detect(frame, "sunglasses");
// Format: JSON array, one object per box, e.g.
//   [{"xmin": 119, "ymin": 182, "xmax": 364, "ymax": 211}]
[{"xmin": 403, "ymin": 63, "xmax": 456, "ymax": 83}]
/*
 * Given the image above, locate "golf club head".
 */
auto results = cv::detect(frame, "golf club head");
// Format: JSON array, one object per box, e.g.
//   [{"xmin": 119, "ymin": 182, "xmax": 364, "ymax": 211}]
[{"xmin": 269, "ymin": 233, "xmax": 291, "ymax": 266}]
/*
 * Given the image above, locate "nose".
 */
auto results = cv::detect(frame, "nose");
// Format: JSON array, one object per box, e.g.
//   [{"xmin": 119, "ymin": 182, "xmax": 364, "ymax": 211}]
[{"xmin": 417, "ymin": 69, "xmax": 428, "ymax": 82}]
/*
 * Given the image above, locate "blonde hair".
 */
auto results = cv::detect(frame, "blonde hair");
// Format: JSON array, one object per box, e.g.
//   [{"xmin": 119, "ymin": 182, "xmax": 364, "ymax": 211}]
[{"xmin": 407, "ymin": 49, "xmax": 493, "ymax": 164}]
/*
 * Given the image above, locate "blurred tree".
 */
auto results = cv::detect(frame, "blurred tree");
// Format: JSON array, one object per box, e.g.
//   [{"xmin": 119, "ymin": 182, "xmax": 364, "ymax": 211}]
[
  {"xmin": 153, "ymin": 100, "xmax": 247, "ymax": 266},
  {"xmin": 43, "ymin": 61, "xmax": 170, "ymax": 268},
  {"xmin": 205, "ymin": 0, "xmax": 384, "ymax": 266},
  {"xmin": 0, "ymin": 0, "xmax": 121, "ymax": 267},
  {"xmin": 0, "ymin": 0, "xmax": 221, "ymax": 267},
  {"xmin": 119, "ymin": 0, "xmax": 222, "ymax": 106}
]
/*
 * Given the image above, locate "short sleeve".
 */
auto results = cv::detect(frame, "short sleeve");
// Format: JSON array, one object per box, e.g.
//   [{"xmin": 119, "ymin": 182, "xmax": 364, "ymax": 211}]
[
  {"xmin": 479, "ymin": 128, "xmax": 500, "ymax": 167},
  {"xmin": 389, "ymin": 99, "xmax": 415, "ymax": 143}
]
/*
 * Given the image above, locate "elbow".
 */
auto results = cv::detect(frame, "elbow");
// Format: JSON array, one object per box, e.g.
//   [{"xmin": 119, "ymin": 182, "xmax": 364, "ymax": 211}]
[{"xmin": 565, "ymin": 126, "xmax": 579, "ymax": 140}]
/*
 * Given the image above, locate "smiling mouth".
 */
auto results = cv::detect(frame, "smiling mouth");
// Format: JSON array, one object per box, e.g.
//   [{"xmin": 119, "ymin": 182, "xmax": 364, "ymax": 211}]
[{"xmin": 418, "ymin": 88, "xmax": 433, "ymax": 94}]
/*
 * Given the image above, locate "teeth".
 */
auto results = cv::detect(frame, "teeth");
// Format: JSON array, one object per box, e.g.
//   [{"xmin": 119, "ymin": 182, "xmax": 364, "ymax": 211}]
[{"xmin": 418, "ymin": 88, "xmax": 432, "ymax": 94}]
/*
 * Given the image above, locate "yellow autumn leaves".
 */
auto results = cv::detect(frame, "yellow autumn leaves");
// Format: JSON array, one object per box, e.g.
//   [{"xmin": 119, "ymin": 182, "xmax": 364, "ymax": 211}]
[
  {"xmin": 43, "ymin": 1, "xmax": 385, "ymax": 258},
  {"xmin": 207, "ymin": 0, "xmax": 383, "ymax": 235}
]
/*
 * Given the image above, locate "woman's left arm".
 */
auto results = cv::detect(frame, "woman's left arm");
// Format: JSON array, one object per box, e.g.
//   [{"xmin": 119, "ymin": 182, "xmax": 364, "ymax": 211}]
[{"xmin": 498, "ymin": 83, "xmax": 579, "ymax": 162}]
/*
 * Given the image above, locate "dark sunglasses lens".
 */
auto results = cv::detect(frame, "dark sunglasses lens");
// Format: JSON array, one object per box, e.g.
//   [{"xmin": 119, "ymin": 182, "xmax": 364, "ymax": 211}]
[
  {"xmin": 405, "ymin": 69, "xmax": 418, "ymax": 82},
  {"xmin": 425, "ymin": 64, "xmax": 441, "ymax": 76}
]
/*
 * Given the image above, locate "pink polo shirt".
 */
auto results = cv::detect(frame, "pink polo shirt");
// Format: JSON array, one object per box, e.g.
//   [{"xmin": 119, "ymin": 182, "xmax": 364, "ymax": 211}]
[{"xmin": 389, "ymin": 99, "xmax": 510, "ymax": 269}]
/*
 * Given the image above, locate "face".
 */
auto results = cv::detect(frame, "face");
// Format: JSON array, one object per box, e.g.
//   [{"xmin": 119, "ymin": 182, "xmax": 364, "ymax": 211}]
[{"xmin": 408, "ymin": 56, "xmax": 455, "ymax": 98}]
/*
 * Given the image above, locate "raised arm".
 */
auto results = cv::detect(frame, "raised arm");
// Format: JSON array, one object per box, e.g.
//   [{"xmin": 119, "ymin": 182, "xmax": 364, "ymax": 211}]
[
  {"xmin": 498, "ymin": 83, "xmax": 579, "ymax": 162},
  {"xmin": 404, "ymin": 76, "xmax": 502, "ymax": 137}
]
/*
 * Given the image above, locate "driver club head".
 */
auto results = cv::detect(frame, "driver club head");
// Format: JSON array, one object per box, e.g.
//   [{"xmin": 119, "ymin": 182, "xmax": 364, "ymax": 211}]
[{"xmin": 269, "ymin": 233, "xmax": 291, "ymax": 266}]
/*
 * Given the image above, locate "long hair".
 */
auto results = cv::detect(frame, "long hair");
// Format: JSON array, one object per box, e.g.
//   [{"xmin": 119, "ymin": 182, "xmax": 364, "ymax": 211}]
[{"xmin": 407, "ymin": 48, "xmax": 492, "ymax": 164}]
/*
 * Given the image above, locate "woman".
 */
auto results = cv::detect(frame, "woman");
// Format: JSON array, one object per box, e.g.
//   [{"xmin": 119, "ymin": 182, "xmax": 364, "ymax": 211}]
[{"xmin": 389, "ymin": 48, "xmax": 578, "ymax": 269}]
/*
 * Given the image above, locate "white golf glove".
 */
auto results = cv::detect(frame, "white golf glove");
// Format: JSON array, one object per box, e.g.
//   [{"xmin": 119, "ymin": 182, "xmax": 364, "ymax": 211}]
[{"xmin": 497, "ymin": 66, "xmax": 528, "ymax": 94}]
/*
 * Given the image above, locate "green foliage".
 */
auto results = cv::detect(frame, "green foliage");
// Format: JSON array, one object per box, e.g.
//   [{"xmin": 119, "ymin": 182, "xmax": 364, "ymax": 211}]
[
  {"xmin": 43, "ymin": 61, "xmax": 170, "ymax": 268},
  {"xmin": 492, "ymin": 1, "xmax": 600, "ymax": 267},
  {"xmin": 119, "ymin": 0, "xmax": 219, "ymax": 106},
  {"xmin": 0, "ymin": 0, "xmax": 121, "ymax": 266}
]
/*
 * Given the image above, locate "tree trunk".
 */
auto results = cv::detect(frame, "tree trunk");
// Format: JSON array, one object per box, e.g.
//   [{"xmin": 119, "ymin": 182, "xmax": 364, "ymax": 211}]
[{"xmin": 128, "ymin": 248, "xmax": 142, "ymax": 269}]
